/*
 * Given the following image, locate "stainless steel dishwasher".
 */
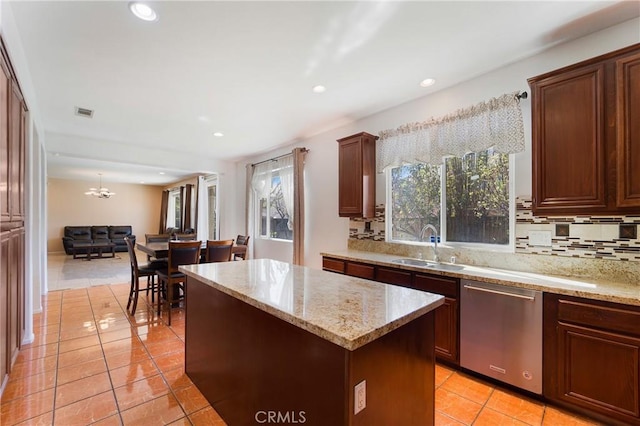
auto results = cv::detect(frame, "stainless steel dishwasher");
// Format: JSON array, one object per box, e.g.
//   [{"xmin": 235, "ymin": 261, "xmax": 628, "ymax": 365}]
[{"xmin": 460, "ymin": 279, "xmax": 542, "ymax": 394}]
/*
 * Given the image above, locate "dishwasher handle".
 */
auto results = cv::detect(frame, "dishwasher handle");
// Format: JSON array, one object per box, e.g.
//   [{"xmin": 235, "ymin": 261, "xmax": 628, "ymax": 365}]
[{"xmin": 463, "ymin": 284, "xmax": 535, "ymax": 301}]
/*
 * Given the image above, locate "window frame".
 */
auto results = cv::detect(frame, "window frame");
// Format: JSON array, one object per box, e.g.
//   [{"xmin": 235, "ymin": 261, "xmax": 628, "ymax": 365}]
[
  {"xmin": 167, "ymin": 188, "xmax": 181, "ymax": 230},
  {"xmin": 204, "ymin": 175, "xmax": 219, "ymax": 240},
  {"xmin": 385, "ymin": 152, "xmax": 515, "ymax": 251},
  {"xmin": 254, "ymin": 166, "xmax": 293, "ymax": 242}
]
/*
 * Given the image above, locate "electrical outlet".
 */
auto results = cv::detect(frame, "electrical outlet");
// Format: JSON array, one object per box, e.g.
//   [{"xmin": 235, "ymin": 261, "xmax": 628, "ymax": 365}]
[
  {"xmin": 528, "ymin": 230, "xmax": 552, "ymax": 247},
  {"xmin": 354, "ymin": 380, "xmax": 366, "ymax": 414}
]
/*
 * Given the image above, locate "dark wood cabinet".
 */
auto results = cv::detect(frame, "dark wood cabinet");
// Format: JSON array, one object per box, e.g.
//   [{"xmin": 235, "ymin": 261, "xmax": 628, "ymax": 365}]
[
  {"xmin": 8, "ymin": 82, "xmax": 25, "ymax": 223},
  {"xmin": 544, "ymin": 293, "xmax": 640, "ymax": 425},
  {"xmin": 322, "ymin": 256, "xmax": 460, "ymax": 365},
  {"xmin": 0, "ymin": 38, "xmax": 26, "ymax": 392},
  {"xmin": 616, "ymin": 50, "xmax": 640, "ymax": 208},
  {"xmin": 0, "ymin": 52, "xmax": 9, "ymax": 224},
  {"xmin": 337, "ymin": 132, "xmax": 377, "ymax": 218},
  {"xmin": 0, "ymin": 230, "xmax": 8, "ymax": 387},
  {"xmin": 414, "ymin": 274, "xmax": 459, "ymax": 364},
  {"xmin": 529, "ymin": 43, "xmax": 640, "ymax": 215},
  {"xmin": 345, "ymin": 262, "xmax": 375, "ymax": 280}
]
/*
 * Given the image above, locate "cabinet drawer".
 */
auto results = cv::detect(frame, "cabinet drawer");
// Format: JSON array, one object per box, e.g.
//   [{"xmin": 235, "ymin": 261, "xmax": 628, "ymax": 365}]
[
  {"xmin": 376, "ymin": 267, "xmax": 412, "ymax": 287},
  {"xmin": 414, "ymin": 274, "xmax": 458, "ymax": 298},
  {"xmin": 557, "ymin": 297, "xmax": 640, "ymax": 337},
  {"xmin": 345, "ymin": 262, "xmax": 375, "ymax": 280},
  {"xmin": 322, "ymin": 257, "xmax": 345, "ymax": 274}
]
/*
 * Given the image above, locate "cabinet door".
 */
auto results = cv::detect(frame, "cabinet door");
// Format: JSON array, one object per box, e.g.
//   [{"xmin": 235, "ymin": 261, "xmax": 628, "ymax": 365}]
[
  {"xmin": 8, "ymin": 229, "xmax": 23, "ymax": 367},
  {"xmin": 345, "ymin": 261, "xmax": 375, "ymax": 280},
  {"xmin": 8, "ymin": 83, "xmax": 24, "ymax": 224},
  {"xmin": 616, "ymin": 51, "xmax": 640, "ymax": 208},
  {"xmin": 322, "ymin": 257, "xmax": 345, "ymax": 274},
  {"xmin": 544, "ymin": 294, "xmax": 640, "ymax": 424},
  {"xmin": 376, "ymin": 266, "xmax": 412, "ymax": 287},
  {"xmin": 414, "ymin": 273, "xmax": 459, "ymax": 364},
  {"xmin": 0, "ymin": 230, "xmax": 8, "ymax": 385},
  {"xmin": 530, "ymin": 64, "xmax": 607, "ymax": 214},
  {"xmin": 337, "ymin": 132, "xmax": 376, "ymax": 218},
  {"xmin": 433, "ymin": 297, "xmax": 458, "ymax": 364},
  {"xmin": 555, "ymin": 323, "xmax": 640, "ymax": 421},
  {"xmin": 0, "ymin": 58, "xmax": 8, "ymax": 224},
  {"xmin": 338, "ymin": 138, "xmax": 364, "ymax": 217}
]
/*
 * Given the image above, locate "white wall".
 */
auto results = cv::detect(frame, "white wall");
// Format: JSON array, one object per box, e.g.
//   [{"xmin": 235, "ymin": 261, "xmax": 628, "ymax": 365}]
[{"xmin": 237, "ymin": 18, "xmax": 640, "ymax": 270}]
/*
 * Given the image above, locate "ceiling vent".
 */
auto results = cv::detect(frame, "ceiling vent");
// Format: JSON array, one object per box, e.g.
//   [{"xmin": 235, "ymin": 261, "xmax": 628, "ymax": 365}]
[{"xmin": 75, "ymin": 107, "xmax": 94, "ymax": 118}]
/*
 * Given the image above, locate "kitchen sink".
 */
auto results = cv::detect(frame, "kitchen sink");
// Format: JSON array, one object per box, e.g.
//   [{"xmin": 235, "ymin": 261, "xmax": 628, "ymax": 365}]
[
  {"xmin": 391, "ymin": 258, "xmax": 464, "ymax": 271},
  {"xmin": 391, "ymin": 258, "xmax": 437, "ymax": 267}
]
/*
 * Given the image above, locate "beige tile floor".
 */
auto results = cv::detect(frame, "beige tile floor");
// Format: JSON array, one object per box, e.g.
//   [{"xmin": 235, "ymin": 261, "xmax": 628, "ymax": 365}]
[{"xmin": 0, "ymin": 252, "xmax": 606, "ymax": 425}]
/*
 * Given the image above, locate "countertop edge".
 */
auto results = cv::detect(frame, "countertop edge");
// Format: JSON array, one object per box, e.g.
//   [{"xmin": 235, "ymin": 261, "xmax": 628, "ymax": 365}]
[{"xmin": 321, "ymin": 250, "xmax": 640, "ymax": 307}]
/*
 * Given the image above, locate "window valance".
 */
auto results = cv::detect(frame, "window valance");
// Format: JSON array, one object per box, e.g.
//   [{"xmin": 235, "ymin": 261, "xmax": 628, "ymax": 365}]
[{"xmin": 377, "ymin": 91, "xmax": 525, "ymax": 172}]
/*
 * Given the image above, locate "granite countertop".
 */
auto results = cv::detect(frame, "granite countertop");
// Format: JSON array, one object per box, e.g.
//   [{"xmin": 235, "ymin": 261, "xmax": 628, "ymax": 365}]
[
  {"xmin": 321, "ymin": 250, "xmax": 640, "ymax": 307},
  {"xmin": 180, "ymin": 258, "xmax": 444, "ymax": 351}
]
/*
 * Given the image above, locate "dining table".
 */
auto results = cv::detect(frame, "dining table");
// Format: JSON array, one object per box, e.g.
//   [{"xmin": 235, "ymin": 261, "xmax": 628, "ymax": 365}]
[{"xmin": 136, "ymin": 241, "xmax": 247, "ymax": 260}]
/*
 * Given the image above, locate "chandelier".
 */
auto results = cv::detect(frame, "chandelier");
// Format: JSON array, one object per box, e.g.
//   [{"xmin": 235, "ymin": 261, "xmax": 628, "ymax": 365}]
[{"xmin": 84, "ymin": 173, "xmax": 115, "ymax": 199}]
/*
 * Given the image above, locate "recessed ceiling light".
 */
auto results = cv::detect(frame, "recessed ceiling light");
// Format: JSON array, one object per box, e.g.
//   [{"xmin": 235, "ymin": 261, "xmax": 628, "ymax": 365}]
[
  {"xmin": 420, "ymin": 78, "xmax": 436, "ymax": 87},
  {"xmin": 213, "ymin": 132, "xmax": 224, "ymax": 137},
  {"xmin": 129, "ymin": 2, "xmax": 158, "ymax": 22},
  {"xmin": 159, "ymin": 172, "xmax": 165, "ymax": 175},
  {"xmin": 312, "ymin": 85, "xmax": 326, "ymax": 93},
  {"xmin": 140, "ymin": 181, "xmax": 145, "ymax": 184}
]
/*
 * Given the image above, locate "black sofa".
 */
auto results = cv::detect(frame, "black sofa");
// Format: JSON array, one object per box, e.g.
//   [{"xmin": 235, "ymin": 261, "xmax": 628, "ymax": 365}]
[{"xmin": 62, "ymin": 226, "xmax": 135, "ymax": 255}]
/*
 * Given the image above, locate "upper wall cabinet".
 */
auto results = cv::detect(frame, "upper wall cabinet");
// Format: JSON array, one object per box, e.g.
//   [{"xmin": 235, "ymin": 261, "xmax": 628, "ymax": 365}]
[
  {"xmin": 337, "ymin": 132, "xmax": 378, "ymax": 218},
  {"xmin": 528, "ymin": 43, "xmax": 640, "ymax": 216}
]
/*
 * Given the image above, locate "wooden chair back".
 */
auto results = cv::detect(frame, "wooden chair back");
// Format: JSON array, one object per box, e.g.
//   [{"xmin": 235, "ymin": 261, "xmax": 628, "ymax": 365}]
[
  {"xmin": 167, "ymin": 241, "xmax": 202, "ymax": 274},
  {"xmin": 205, "ymin": 239, "xmax": 234, "ymax": 263},
  {"xmin": 145, "ymin": 233, "xmax": 170, "ymax": 243},
  {"xmin": 175, "ymin": 233, "xmax": 197, "ymax": 241}
]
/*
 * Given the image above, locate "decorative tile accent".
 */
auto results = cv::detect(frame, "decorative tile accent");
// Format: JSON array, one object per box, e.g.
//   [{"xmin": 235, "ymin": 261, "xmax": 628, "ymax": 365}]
[
  {"xmin": 349, "ymin": 204, "xmax": 386, "ymax": 241},
  {"xmin": 555, "ymin": 224, "xmax": 570, "ymax": 237},
  {"xmin": 620, "ymin": 224, "xmax": 638, "ymax": 239},
  {"xmin": 349, "ymin": 198, "xmax": 640, "ymax": 263}
]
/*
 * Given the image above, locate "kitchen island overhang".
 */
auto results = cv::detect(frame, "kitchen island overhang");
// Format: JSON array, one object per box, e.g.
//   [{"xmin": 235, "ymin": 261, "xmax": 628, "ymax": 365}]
[{"xmin": 181, "ymin": 259, "xmax": 444, "ymax": 425}]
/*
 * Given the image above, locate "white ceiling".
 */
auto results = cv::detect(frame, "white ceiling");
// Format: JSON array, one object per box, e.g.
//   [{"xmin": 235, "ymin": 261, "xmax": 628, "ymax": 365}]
[{"xmin": 7, "ymin": 0, "xmax": 639, "ymax": 185}]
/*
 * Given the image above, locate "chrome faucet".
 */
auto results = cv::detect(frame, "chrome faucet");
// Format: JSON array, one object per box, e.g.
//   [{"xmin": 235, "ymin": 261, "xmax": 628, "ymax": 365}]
[{"xmin": 420, "ymin": 224, "xmax": 440, "ymax": 263}]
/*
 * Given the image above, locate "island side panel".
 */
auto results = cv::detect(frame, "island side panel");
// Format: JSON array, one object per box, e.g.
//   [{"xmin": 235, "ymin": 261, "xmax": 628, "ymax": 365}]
[
  {"xmin": 185, "ymin": 277, "xmax": 348, "ymax": 426},
  {"xmin": 348, "ymin": 311, "xmax": 435, "ymax": 426}
]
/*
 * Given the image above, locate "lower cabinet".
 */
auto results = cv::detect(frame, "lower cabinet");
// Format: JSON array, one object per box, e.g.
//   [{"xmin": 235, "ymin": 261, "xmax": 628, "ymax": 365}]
[
  {"xmin": 322, "ymin": 257, "xmax": 460, "ymax": 365},
  {"xmin": 544, "ymin": 293, "xmax": 640, "ymax": 425},
  {"xmin": 413, "ymin": 274, "xmax": 458, "ymax": 364}
]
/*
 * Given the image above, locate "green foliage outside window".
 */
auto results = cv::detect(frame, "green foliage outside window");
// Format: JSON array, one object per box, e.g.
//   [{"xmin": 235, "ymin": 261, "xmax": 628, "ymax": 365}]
[{"xmin": 390, "ymin": 149, "xmax": 509, "ymax": 245}]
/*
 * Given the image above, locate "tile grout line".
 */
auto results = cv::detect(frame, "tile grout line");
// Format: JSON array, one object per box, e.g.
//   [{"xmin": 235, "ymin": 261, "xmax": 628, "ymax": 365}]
[
  {"xmin": 109, "ymin": 283, "xmax": 194, "ymax": 425},
  {"xmin": 91, "ymin": 286, "xmax": 125, "ymax": 426}
]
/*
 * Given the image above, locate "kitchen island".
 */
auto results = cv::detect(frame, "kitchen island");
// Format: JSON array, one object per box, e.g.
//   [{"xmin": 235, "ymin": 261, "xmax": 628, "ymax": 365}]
[{"xmin": 180, "ymin": 259, "xmax": 444, "ymax": 426}]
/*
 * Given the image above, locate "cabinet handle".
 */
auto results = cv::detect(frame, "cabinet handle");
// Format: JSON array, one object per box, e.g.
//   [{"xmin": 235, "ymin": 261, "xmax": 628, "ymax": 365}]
[{"xmin": 463, "ymin": 284, "xmax": 535, "ymax": 301}]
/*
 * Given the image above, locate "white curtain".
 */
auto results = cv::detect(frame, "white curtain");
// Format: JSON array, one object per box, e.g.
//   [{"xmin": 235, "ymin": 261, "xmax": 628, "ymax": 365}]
[
  {"xmin": 196, "ymin": 176, "xmax": 209, "ymax": 242},
  {"xmin": 277, "ymin": 155, "xmax": 294, "ymax": 231},
  {"xmin": 377, "ymin": 91, "xmax": 525, "ymax": 172},
  {"xmin": 251, "ymin": 162, "xmax": 272, "ymax": 199},
  {"xmin": 291, "ymin": 148, "xmax": 306, "ymax": 265}
]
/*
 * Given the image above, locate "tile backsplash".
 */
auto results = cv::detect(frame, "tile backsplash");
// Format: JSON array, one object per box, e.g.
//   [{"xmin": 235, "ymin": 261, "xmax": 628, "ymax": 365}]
[{"xmin": 348, "ymin": 197, "xmax": 640, "ymax": 281}]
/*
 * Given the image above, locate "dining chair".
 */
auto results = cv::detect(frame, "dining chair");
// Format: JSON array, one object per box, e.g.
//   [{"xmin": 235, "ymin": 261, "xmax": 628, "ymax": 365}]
[
  {"xmin": 145, "ymin": 233, "xmax": 170, "ymax": 243},
  {"xmin": 204, "ymin": 239, "xmax": 235, "ymax": 263},
  {"xmin": 156, "ymin": 240, "xmax": 201, "ymax": 326},
  {"xmin": 175, "ymin": 233, "xmax": 197, "ymax": 241},
  {"xmin": 124, "ymin": 236, "xmax": 162, "ymax": 314},
  {"xmin": 144, "ymin": 233, "xmax": 170, "ymax": 263},
  {"xmin": 233, "ymin": 235, "xmax": 250, "ymax": 260}
]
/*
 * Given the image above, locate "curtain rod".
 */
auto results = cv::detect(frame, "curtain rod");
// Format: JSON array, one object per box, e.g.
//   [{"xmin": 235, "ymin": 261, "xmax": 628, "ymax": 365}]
[{"xmin": 251, "ymin": 147, "xmax": 308, "ymax": 167}]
